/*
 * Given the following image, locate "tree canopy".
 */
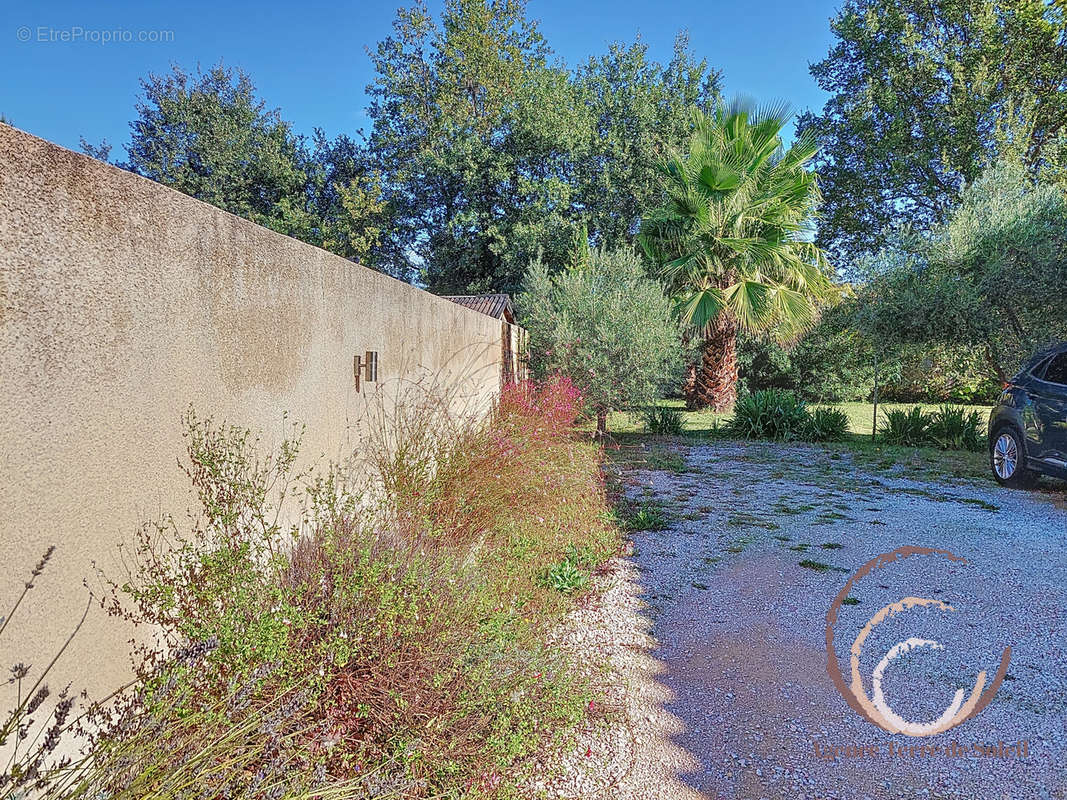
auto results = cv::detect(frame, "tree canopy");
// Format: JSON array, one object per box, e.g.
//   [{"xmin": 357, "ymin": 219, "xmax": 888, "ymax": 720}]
[
  {"xmin": 800, "ymin": 0, "xmax": 1067, "ymax": 265},
  {"xmin": 84, "ymin": 64, "xmax": 388, "ymax": 270},
  {"xmin": 853, "ymin": 160, "xmax": 1067, "ymax": 380},
  {"xmin": 125, "ymin": 64, "xmax": 314, "ymax": 236},
  {"xmin": 366, "ymin": 0, "xmax": 720, "ymax": 292},
  {"xmin": 81, "ymin": 2, "xmax": 721, "ymax": 293},
  {"xmin": 574, "ymin": 36, "xmax": 720, "ymax": 250}
]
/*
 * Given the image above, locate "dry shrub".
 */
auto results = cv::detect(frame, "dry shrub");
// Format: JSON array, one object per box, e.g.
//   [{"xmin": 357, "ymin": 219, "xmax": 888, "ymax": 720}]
[
  {"xmin": 60, "ymin": 375, "xmax": 618, "ymax": 798},
  {"xmin": 277, "ymin": 375, "xmax": 617, "ymax": 790},
  {"xmin": 0, "ymin": 548, "xmax": 86, "ymax": 797},
  {"xmin": 280, "ymin": 516, "xmax": 490, "ymax": 784},
  {"xmin": 428, "ymin": 378, "xmax": 591, "ymax": 543}
]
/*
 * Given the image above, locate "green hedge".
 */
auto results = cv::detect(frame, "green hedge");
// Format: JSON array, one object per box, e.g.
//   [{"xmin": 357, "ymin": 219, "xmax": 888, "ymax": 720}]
[{"xmin": 737, "ymin": 309, "xmax": 999, "ymax": 406}]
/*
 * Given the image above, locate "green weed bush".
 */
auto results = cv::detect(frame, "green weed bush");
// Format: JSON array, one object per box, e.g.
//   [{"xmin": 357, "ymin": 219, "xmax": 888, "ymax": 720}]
[
  {"xmin": 880, "ymin": 406, "xmax": 931, "ymax": 446},
  {"xmin": 60, "ymin": 378, "xmax": 618, "ymax": 798},
  {"xmin": 541, "ymin": 557, "xmax": 590, "ymax": 595},
  {"xmin": 727, "ymin": 390, "xmax": 811, "ymax": 441},
  {"xmin": 879, "ymin": 404, "xmax": 983, "ymax": 451},
  {"xmin": 625, "ymin": 501, "xmax": 669, "ymax": 531},
  {"xmin": 927, "ymin": 405, "xmax": 984, "ymax": 452},
  {"xmin": 804, "ymin": 407, "xmax": 851, "ymax": 442},
  {"xmin": 641, "ymin": 405, "xmax": 685, "ymax": 435}
]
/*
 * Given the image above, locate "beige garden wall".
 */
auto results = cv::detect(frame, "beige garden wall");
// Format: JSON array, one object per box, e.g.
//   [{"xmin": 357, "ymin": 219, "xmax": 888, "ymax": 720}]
[{"xmin": 0, "ymin": 123, "xmax": 505, "ymax": 701}]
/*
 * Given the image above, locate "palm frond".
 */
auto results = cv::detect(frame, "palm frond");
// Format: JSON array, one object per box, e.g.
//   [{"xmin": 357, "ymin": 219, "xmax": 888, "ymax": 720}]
[
  {"xmin": 720, "ymin": 237, "xmax": 791, "ymax": 261},
  {"xmin": 766, "ymin": 284, "xmax": 819, "ymax": 336},
  {"xmin": 658, "ymin": 253, "xmax": 701, "ymax": 288},
  {"xmin": 698, "ymin": 163, "xmax": 741, "ymax": 193},
  {"xmin": 723, "ymin": 280, "xmax": 773, "ymax": 330},
  {"xmin": 640, "ymin": 96, "xmax": 832, "ymax": 338},
  {"xmin": 677, "ymin": 287, "xmax": 726, "ymax": 330}
]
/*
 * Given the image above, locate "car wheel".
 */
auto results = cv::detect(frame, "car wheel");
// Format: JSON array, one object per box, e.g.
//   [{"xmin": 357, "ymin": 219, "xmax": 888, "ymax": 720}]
[{"xmin": 990, "ymin": 425, "xmax": 1037, "ymax": 488}]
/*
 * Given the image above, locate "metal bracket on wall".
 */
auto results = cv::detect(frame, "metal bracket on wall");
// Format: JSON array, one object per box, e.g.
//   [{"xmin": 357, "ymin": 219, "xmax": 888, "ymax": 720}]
[{"xmin": 353, "ymin": 351, "xmax": 379, "ymax": 392}]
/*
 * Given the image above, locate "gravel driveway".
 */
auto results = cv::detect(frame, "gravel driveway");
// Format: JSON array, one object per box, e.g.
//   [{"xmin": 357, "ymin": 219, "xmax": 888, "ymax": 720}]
[{"xmin": 611, "ymin": 440, "xmax": 1067, "ymax": 800}]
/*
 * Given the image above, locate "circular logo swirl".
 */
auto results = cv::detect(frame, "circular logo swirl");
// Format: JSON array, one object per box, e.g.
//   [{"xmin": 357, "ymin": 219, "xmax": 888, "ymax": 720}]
[{"xmin": 825, "ymin": 545, "xmax": 1011, "ymax": 737}]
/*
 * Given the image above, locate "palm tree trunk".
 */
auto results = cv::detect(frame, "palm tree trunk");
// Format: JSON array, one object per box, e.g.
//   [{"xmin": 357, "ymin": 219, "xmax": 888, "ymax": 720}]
[{"xmin": 695, "ymin": 311, "xmax": 739, "ymax": 411}]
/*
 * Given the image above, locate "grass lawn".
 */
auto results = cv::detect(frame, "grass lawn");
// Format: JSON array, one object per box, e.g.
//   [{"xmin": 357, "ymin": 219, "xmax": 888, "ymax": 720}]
[
  {"xmin": 591, "ymin": 398, "xmax": 995, "ymax": 483},
  {"xmin": 595, "ymin": 398, "xmax": 993, "ymax": 439}
]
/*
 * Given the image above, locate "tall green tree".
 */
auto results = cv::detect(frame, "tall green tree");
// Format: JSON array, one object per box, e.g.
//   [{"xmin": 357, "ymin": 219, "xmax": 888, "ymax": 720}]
[
  {"xmin": 366, "ymin": 0, "xmax": 589, "ymax": 292},
  {"xmin": 305, "ymin": 131, "xmax": 389, "ymax": 268},
  {"xmin": 123, "ymin": 64, "xmax": 316, "ymax": 237},
  {"xmin": 574, "ymin": 35, "xmax": 720, "ymax": 247},
  {"xmin": 366, "ymin": 1, "xmax": 723, "ymax": 292},
  {"xmin": 90, "ymin": 64, "xmax": 388, "ymax": 270},
  {"xmin": 854, "ymin": 160, "xmax": 1067, "ymax": 382},
  {"xmin": 799, "ymin": 0, "xmax": 1067, "ymax": 264},
  {"xmin": 641, "ymin": 101, "xmax": 835, "ymax": 411}
]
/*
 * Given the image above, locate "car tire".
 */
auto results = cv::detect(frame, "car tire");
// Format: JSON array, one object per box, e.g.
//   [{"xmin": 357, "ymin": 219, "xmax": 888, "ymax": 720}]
[{"xmin": 990, "ymin": 425, "xmax": 1038, "ymax": 488}]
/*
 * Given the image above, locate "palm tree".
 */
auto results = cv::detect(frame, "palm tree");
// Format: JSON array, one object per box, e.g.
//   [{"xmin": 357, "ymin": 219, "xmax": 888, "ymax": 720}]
[{"xmin": 640, "ymin": 100, "xmax": 836, "ymax": 411}]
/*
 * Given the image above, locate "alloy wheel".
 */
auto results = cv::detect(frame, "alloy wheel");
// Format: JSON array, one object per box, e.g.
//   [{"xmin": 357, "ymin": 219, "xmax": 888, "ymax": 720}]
[{"xmin": 993, "ymin": 433, "xmax": 1018, "ymax": 480}]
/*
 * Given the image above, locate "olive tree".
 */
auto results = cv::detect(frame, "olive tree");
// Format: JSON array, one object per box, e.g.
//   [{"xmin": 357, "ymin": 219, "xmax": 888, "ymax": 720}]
[
  {"xmin": 854, "ymin": 161, "xmax": 1067, "ymax": 382},
  {"xmin": 518, "ymin": 247, "xmax": 682, "ymax": 436}
]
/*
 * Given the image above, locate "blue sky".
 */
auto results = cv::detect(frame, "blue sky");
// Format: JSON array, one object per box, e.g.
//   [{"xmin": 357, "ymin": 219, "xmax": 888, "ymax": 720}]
[{"xmin": 1, "ymin": 0, "xmax": 842, "ymax": 155}]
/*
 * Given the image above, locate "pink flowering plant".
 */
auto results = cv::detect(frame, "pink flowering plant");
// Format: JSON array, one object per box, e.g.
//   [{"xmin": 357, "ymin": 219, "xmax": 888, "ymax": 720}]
[{"xmin": 26, "ymin": 374, "xmax": 619, "ymax": 798}]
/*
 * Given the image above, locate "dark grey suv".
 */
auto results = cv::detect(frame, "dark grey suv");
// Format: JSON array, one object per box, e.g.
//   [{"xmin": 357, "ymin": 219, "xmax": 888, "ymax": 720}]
[{"xmin": 988, "ymin": 343, "xmax": 1067, "ymax": 487}]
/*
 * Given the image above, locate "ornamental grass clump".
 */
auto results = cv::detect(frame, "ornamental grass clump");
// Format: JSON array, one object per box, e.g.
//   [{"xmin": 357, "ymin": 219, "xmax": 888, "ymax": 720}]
[
  {"xmin": 641, "ymin": 405, "xmax": 685, "ymax": 435},
  {"xmin": 927, "ymin": 405, "xmax": 984, "ymax": 452},
  {"xmin": 726, "ymin": 391, "xmax": 851, "ymax": 443},
  {"xmin": 53, "ymin": 376, "xmax": 617, "ymax": 798},
  {"xmin": 880, "ymin": 406, "xmax": 931, "ymax": 447},
  {"xmin": 879, "ymin": 407, "xmax": 977, "ymax": 452},
  {"xmin": 880, "ymin": 404, "xmax": 983, "ymax": 451},
  {"xmin": 804, "ymin": 407, "xmax": 851, "ymax": 442},
  {"xmin": 727, "ymin": 389, "xmax": 811, "ymax": 441}
]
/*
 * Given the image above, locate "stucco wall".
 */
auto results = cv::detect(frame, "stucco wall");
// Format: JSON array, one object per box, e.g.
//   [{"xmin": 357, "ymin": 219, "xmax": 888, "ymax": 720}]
[{"xmin": 0, "ymin": 123, "xmax": 504, "ymax": 701}]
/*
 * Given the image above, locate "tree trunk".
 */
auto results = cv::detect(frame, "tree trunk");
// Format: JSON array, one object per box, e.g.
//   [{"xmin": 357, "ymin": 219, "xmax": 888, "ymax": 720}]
[
  {"xmin": 596, "ymin": 407, "xmax": 608, "ymax": 438},
  {"xmin": 693, "ymin": 312, "xmax": 739, "ymax": 412},
  {"xmin": 984, "ymin": 343, "xmax": 1009, "ymax": 386},
  {"xmin": 680, "ymin": 328, "xmax": 700, "ymax": 410},
  {"xmin": 682, "ymin": 363, "xmax": 700, "ymax": 411},
  {"xmin": 872, "ymin": 347, "xmax": 879, "ymax": 442}
]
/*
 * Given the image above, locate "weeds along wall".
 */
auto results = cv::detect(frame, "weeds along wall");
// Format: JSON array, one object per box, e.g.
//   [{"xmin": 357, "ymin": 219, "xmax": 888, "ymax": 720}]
[{"xmin": 0, "ymin": 123, "xmax": 511, "ymax": 702}]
